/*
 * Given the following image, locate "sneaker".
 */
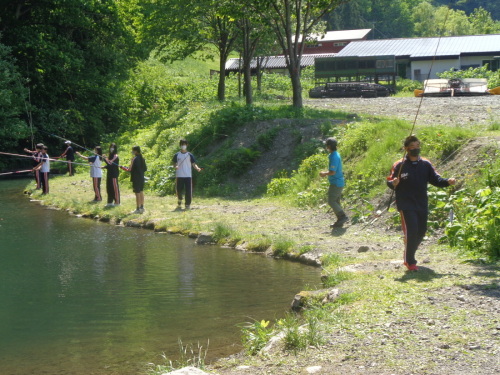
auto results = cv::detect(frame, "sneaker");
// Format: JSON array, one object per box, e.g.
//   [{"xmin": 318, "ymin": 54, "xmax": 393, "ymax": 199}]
[
  {"xmin": 331, "ymin": 215, "xmax": 348, "ymax": 228},
  {"xmin": 139, "ymin": 207, "xmax": 145, "ymax": 213},
  {"xmin": 404, "ymin": 262, "xmax": 418, "ymax": 271},
  {"xmin": 185, "ymin": 205, "xmax": 190, "ymax": 210},
  {"xmin": 105, "ymin": 203, "xmax": 115, "ymax": 208},
  {"xmin": 131, "ymin": 209, "xmax": 142, "ymax": 214}
]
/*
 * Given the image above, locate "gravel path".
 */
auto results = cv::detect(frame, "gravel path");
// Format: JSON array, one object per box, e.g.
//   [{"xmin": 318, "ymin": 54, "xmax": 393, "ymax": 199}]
[{"xmin": 305, "ymin": 96, "xmax": 500, "ymax": 127}]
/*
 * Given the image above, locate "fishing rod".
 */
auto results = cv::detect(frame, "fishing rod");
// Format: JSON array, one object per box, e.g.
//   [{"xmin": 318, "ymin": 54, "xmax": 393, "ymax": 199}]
[
  {"xmin": 386, "ymin": 5, "xmax": 453, "ymax": 212},
  {"xmin": 0, "ymin": 151, "xmax": 93, "ymax": 167},
  {"xmin": 174, "ymin": 133, "xmax": 229, "ymax": 170},
  {"xmin": 0, "ymin": 169, "xmax": 33, "ymax": 176},
  {"xmin": 36, "ymin": 130, "xmax": 126, "ymax": 170}
]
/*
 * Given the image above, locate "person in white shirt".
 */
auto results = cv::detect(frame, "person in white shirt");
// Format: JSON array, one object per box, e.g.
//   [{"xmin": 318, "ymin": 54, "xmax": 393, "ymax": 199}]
[
  {"xmin": 76, "ymin": 146, "xmax": 103, "ymax": 202},
  {"xmin": 172, "ymin": 139, "xmax": 201, "ymax": 210}
]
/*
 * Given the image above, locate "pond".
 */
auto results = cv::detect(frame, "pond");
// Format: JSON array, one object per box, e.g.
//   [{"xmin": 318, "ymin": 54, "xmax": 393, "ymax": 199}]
[{"xmin": 0, "ymin": 179, "xmax": 320, "ymax": 374}]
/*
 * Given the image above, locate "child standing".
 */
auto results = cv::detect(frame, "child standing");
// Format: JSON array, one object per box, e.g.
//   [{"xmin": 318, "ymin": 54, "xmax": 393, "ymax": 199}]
[
  {"xmin": 24, "ymin": 143, "xmax": 44, "ymax": 189},
  {"xmin": 320, "ymin": 137, "xmax": 348, "ymax": 228},
  {"xmin": 103, "ymin": 143, "xmax": 120, "ymax": 207},
  {"xmin": 60, "ymin": 140, "xmax": 75, "ymax": 176},
  {"xmin": 33, "ymin": 145, "xmax": 50, "ymax": 195},
  {"xmin": 76, "ymin": 146, "xmax": 103, "ymax": 202},
  {"xmin": 172, "ymin": 139, "xmax": 201, "ymax": 210},
  {"xmin": 122, "ymin": 146, "xmax": 147, "ymax": 214}
]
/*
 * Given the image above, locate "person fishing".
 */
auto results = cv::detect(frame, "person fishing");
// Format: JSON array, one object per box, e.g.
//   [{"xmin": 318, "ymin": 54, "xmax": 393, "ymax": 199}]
[
  {"xmin": 103, "ymin": 143, "xmax": 120, "ymax": 207},
  {"xmin": 33, "ymin": 145, "xmax": 50, "ymax": 195},
  {"xmin": 76, "ymin": 146, "xmax": 103, "ymax": 202},
  {"xmin": 24, "ymin": 143, "xmax": 44, "ymax": 189},
  {"xmin": 172, "ymin": 139, "xmax": 201, "ymax": 210},
  {"xmin": 319, "ymin": 137, "xmax": 348, "ymax": 228},
  {"xmin": 121, "ymin": 146, "xmax": 147, "ymax": 214},
  {"xmin": 60, "ymin": 140, "xmax": 75, "ymax": 176},
  {"xmin": 387, "ymin": 135, "xmax": 456, "ymax": 271}
]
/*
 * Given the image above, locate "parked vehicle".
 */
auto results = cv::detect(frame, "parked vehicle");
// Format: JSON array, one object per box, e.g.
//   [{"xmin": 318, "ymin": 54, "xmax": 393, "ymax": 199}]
[
  {"xmin": 414, "ymin": 78, "xmax": 500, "ymax": 97},
  {"xmin": 309, "ymin": 82, "xmax": 392, "ymax": 98}
]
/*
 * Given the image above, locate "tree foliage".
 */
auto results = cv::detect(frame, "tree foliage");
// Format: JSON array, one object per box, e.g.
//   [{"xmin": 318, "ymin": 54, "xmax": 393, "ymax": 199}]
[{"xmin": 0, "ymin": 0, "xmax": 138, "ymax": 154}]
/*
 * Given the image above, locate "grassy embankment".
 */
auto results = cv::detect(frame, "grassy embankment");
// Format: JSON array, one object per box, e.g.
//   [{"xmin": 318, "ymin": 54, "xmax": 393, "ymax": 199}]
[
  {"xmin": 27, "ymin": 104, "xmax": 500, "ymax": 374},
  {"xmin": 26, "ymin": 52, "xmax": 500, "ymax": 372}
]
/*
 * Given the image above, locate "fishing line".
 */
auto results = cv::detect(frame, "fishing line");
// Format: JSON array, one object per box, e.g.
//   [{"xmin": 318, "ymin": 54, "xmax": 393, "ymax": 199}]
[
  {"xmin": 0, "ymin": 152, "xmax": 93, "ymax": 167},
  {"xmin": 0, "ymin": 169, "xmax": 33, "ymax": 176},
  {"xmin": 387, "ymin": 5, "xmax": 453, "ymax": 211}
]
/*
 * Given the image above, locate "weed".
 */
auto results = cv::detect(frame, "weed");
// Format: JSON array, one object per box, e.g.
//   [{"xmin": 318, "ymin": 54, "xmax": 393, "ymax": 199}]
[
  {"xmin": 147, "ymin": 339, "xmax": 208, "ymax": 374},
  {"xmin": 322, "ymin": 270, "xmax": 353, "ymax": 287},
  {"xmin": 247, "ymin": 237, "xmax": 272, "ymax": 252},
  {"xmin": 240, "ymin": 319, "xmax": 273, "ymax": 355},
  {"xmin": 272, "ymin": 237, "xmax": 296, "ymax": 257}
]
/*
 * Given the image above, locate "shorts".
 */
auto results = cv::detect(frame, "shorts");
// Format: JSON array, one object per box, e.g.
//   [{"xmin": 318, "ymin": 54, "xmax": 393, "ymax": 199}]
[{"xmin": 132, "ymin": 178, "xmax": 144, "ymax": 193}]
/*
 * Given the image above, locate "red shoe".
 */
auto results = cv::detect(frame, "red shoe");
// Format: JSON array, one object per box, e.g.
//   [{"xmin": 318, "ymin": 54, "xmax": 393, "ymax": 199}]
[{"xmin": 404, "ymin": 262, "xmax": 418, "ymax": 271}]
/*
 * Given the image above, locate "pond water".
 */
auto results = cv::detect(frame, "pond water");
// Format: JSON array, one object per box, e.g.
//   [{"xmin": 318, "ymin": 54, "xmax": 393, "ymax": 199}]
[{"xmin": 0, "ymin": 180, "xmax": 320, "ymax": 375}]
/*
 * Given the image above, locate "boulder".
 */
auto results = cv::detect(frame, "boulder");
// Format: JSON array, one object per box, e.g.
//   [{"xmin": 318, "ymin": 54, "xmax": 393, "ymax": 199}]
[
  {"xmin": 196, "ymin": 232, "xmax": 214, "ymax": 245},
  {"xmin": 291, "ymin": 288, "xmax": 340, "ymax": 311},
  {"xmin": 298, "ymin": 252, "xmax": 322, "ymax": 267}
]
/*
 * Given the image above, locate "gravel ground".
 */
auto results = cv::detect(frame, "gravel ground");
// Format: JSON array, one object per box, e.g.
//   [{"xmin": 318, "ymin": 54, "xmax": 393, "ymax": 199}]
[{"xmin": 305, "ymin": 96, "xmax": 500, "ymax": 127}]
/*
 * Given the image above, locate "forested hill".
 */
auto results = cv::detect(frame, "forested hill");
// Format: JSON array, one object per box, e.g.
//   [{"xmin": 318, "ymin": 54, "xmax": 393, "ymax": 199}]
[
  {"xmin": 327, "ymin": 0, "xmax": 500, "ymax": 38},
  {"xmin": 1, "ymin": 0, "xmax": 499, "ymax": 170}
]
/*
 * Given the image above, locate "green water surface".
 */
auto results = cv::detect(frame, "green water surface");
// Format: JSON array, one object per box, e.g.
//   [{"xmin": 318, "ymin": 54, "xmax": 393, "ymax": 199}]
[{"xmin": 0, "ymin": 180, "xmax": 320, "ymax": 374}]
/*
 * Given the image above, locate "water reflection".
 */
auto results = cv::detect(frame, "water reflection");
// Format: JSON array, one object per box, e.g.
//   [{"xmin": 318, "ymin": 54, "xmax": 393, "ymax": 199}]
[{"xmin": 0, "ymin": 180, "xmax": 320, "ymax": 374}]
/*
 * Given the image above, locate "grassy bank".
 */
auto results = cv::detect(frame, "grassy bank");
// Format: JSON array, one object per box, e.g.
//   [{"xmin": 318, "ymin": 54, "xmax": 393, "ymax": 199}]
[{"xmin": 25, "ymin": 106, "xmax": 500, "ymax": 374}]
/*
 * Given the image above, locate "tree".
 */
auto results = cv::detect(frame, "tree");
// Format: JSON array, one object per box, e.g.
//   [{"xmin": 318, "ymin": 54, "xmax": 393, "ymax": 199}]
[
  {"xmin": 141, "ymin": 0, "xmax": 240, "ymax": 102},
  {"xmin": 0, "ymin": 0, "xmax": 137, "ymax": 149},
  {"xmin": 0, "ymin": 41, "xmax": 30, "ymax": 162},
  {"xmin": 250, "ymin": 0, "xmax": 349, "ymax": 108}
]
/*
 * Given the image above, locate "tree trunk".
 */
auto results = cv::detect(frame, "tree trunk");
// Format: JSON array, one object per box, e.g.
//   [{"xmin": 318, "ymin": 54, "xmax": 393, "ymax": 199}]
[
  {"xmin": 218, "ymin": 53, "xmax": 226, "ymax": 101},
  {"xmin": 256, "ymin": 56, "xmax": 263, "ymax": 92},
  {"xmin": 288, "ymin": 56, "xmax": 303, "ymax": 108},
  {"xmin": 243, "ymin": 60, "xmax": 253, "ymax": 105}
]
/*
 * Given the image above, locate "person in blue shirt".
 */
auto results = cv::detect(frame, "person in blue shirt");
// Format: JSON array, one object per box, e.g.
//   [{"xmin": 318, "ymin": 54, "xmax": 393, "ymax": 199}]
[{"xmin": 320, "ymin": 137, "xmax": 348, "ymax": 228}]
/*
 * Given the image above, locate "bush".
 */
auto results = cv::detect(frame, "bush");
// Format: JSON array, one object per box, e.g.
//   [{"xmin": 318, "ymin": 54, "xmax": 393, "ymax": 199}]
[{"xmin": 437, "ymin": 65, "xmax": 500, "ymax": 89}]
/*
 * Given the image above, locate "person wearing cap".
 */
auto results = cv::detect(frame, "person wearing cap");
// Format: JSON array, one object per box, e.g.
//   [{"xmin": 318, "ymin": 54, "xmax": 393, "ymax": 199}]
[
  {"xmin": 33, "ymin": 145, "xmax": 50, "ymax": 194},
  {"xmin": 320, "ymin": 137, "xmax": 348, "ymax": 228},
  {"xmin": 387, "ymin": 135, "xmax": 456, "ymax": 271},
  {"xmin": 60, "ymin": 140, "xmax": 75, "ymax": 176}
]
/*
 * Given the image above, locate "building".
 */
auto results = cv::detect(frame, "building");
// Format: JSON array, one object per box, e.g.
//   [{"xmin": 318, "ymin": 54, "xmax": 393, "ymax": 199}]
[
  {"xmin": 315, "ymin": 34, "xmax": 500, "ymax": 83},
  {"xmin": 297, "ymin": 29, "xmax": 372, "ymax": 54},
  {"xmin": 225, "ymin": 29, "xmax": 372, "ymax": 75}
]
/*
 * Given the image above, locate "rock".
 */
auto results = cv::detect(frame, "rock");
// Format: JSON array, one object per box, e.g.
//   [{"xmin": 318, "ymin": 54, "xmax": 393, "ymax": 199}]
[
  {"xmin": 163, "ymin": 367, "xmax": 209, "ymax": 375},
  {"xmin": 469, "ymin": 345, "xmax": 481, "ymax": 350},
  {"xmin": 439, "ymin": 344, "xmax": 451, "ymax": 349},
  {"xmin": 125, "ymin": 220, "xmax": 142, "ymax": 228},
  {"xmin": 306, "ymin": 366, "xmax": 322, "ymax": 374},
  {"xmin": 357, "ymin": 246, "xmax": 370, "ymax": 252},
  {"xmin": 291, "ymin": 288, "xmax": 340, "ymax": 311},
  {"xmin": 457, "ymin": 295, "xmax": 466, "ymax": 302},
  {"xmin": 298, "ymin": 252, "xmax": 321, "ymax": 267},
  {"xmin": 195, "ymin": 232, "xmax": 214, "ymax": 245}
]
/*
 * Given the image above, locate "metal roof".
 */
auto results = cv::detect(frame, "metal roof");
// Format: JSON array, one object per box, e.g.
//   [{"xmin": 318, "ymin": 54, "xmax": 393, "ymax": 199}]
[
  {"xmin": 335, "ymin": 34, "xmax": 500, "ymax": 59},
  {"xmin": 297, "ymin": 29, "xmax": 371, "ymax": 43},
  {"xmin": 225, "ymin": 53, "xmax": 337, "ymax": 71}
]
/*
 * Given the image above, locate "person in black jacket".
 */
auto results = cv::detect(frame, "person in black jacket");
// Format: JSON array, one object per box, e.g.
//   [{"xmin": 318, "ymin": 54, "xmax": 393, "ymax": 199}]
[
  {"xmin": 122, "ymin": 146, "xmax": 147, "ymax": 214},
  {"xmin": 387, "ymin": 135, "xmax": 456, "ymax": 271},
  {"xmin": 60, "ymin": 141, "xmax": 75, "ymax": 176},
  {"xmin": 103, "ymin": 143, "xmax": 120, "ymax": 207}
]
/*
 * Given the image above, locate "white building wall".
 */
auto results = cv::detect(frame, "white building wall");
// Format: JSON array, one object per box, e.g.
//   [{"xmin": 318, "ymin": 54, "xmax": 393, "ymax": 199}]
[
  {"xmin": 410, "ymin": 55, "xmax": 495, "ymax": 81},
  {"xmin": 410, "ymin": 59, "xmax": 460, "ymax": 81},
  {"xmin": 460, "ymin": 55, "xmax": 492, "ymax": 68}
]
